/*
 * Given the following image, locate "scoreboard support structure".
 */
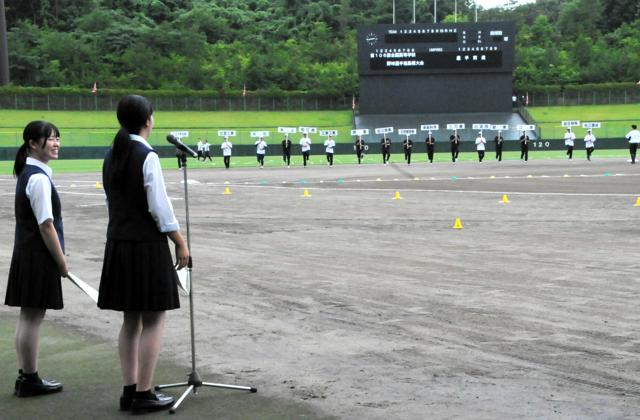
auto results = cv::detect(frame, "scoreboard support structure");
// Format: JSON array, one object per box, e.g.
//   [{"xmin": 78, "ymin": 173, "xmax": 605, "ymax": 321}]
[{"xmin": 357, "ymin": 22, "xmax": 516, "ymax": 115}]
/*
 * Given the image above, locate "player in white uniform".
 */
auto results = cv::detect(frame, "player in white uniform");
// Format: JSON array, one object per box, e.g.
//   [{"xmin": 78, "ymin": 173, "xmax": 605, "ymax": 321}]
[
  {"xmin": 626, "ymin": 124, "xmax": 640, "ymax": 164},
  {"xmin": 564, "ymin": 128, "xmax": 575, "ymax": 159},
  {"xmin": 299, "ymin": 133, "xmax": 312, "ymax": 167},
  {"xmin": 475, "ymin": 132, "xmax": 486, "ymax": 162},
  {"xmin": 324, "ymin": 135, "xmax": 336, "ymax": 166},
  {"xmin": 255, "ymin": 137, "xmax": 267, "ymax": 168},
  {"xmin": 221, "ymin": 137, "xmax": 233, "ymax": 169},
  {"xmin": 583, "ymin": 129, "xmax": 596, "ymax": 161}
]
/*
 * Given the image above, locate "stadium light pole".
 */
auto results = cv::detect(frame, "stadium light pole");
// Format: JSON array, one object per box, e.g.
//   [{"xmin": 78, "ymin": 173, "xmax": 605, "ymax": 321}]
[
  {"xmin": 433, "ymin": 0, "xmax": 437, "ymax": 23},
  {"xmin": 0, "ymin": 0, "xmax": 9, "ymax": 85},
  {"xmin": 392, "ymin": 0, "xmax": 396, "ymax": 24},
  {"xmin": 413, "ymin": 0, "xmax": 416, "ymax": 23},
  {"xmin": 454, "ymin": 0, "xmax": 457, "ymax": 23}
]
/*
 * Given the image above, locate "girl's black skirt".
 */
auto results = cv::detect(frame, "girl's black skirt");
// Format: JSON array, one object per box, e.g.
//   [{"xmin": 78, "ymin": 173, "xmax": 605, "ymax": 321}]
[
  {"xmin": 98, "ymin": 239, "xmax": 180, "ymax": 311},
  {"xmin": 5, "ymin": 246, "xmax": 63, "ymax": 309}
]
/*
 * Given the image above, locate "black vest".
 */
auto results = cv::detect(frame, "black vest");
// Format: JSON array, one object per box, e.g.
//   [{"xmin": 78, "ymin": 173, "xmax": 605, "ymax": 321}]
[
  {"xmin": 14, "ymin": 164, "xmax": 64, "ymax": 252},
  {"xmin": 103, "ymin": 141, "xmax": 165, "ymax": 242}
]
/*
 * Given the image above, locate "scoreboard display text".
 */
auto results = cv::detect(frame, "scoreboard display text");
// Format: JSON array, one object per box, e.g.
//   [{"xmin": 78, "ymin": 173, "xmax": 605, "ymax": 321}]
[{"xmin": 358, "ymin": 22, "xmax": 515, "ymax": 76}]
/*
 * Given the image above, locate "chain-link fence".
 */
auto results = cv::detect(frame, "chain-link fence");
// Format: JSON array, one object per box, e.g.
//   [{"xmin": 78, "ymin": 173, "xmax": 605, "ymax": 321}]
[{"xmin": 0, "ymin": 93, "xmax": 353, "ymax": 112}]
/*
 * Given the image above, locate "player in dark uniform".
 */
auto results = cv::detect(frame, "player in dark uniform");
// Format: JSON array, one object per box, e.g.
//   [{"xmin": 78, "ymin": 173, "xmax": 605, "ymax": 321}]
[
  {"xmin": 403, "ymin": 137, "xmax": 413, "ymax": 165},
  {"xmin": 519, "ymin": 131, "xmax": 530, "ymax": 161},
  {"xmin": 355, "ymin": 136, "xmax": 366, "ymax": 164},
  {"xmin": 449, "ymin": 130, "xmax": 460, "ymax": 162},
  {"xmin": 281, "ymin": 134, "xmax": 292, "ymax": 167},
  {"xmin": 425, "ymin": 131, "xmax": 435, "ymax": 163},
  {"xmin": 494, "ymin": 130, "xmax": 504, "ymax": 162},
  {"xmin": 380, "ymin": 134, "xmax": 391, "ymax": 165}
]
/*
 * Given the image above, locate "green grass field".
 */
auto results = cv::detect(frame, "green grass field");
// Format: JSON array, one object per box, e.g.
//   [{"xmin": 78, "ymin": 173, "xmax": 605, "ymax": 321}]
[
  {"xmin": 0, "ymin": 149, "xmax": 629, "ymax": 176},
  {"xmin": 0, "ymin": 110, "xmax": 353, "ymax": 147},
  {"xmin": 0, "ymin": 104, "xmax": 636, "ymax": 160},
  {"xmin": 526, "ymin": 104, "xmax": 638, "ymax": 140}
]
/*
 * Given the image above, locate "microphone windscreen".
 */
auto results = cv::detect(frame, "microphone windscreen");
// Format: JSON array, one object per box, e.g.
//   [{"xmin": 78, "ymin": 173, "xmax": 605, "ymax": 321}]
[{"xmin": 166, "ymin": 134, "xmax": 178, "ymax": 145}]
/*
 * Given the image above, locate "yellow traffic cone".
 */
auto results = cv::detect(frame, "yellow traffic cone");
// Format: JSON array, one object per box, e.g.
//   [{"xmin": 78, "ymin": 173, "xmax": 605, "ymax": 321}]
[
  {"xmin": 392, "ymin": 191, "xmax": 402, "ymax": 200},
  {"xmin": 453, "ymin": 217, "xmax": 463, "ymax": 229},
  {"xmin": 634, "ymin": 197, "xmax": 640, "ymax": 207},
  {"xmin": 95, "ymin": 181, "xmax": 101, "ymax": 189},
  {"xmin": 501, "ymin": 194, "xmax": 509, "ymax": 204},
  {"xmin": 302, "ymin": 188, "xmax": 311, "ymax": 197},
  {"xmin": 223, "ymin": 186, "xmax": 232, "ymax": 195}
]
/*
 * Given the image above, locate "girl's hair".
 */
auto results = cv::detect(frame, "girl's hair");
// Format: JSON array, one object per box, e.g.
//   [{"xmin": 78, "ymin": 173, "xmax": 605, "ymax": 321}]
[
  {"xmin": 14, "ymin": 120, "xmax": 60, "ymax": 177},
  {"xmin": 106, "ymin": 95, "xmax": 154, "ymax": 186}
]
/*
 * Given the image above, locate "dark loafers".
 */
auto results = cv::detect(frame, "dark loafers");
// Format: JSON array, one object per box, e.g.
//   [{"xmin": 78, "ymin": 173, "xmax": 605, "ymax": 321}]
[
  {"xmin": 131, "ymin": 392, "xmax": 174, "ymax": 415},
  {"xmin": 15, "ymin": 377, "xmax": 63, "ymax": 398}
]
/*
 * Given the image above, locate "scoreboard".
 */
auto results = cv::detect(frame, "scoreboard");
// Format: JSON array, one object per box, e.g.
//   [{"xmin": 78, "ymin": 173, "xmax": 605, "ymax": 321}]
[
  {"xmin": 357, "ymin": 22, "xmax": 516, "ymax": 114},
  {"xmin": 358, "ymin": 22, "xmax": 515, "ymax": 75}
]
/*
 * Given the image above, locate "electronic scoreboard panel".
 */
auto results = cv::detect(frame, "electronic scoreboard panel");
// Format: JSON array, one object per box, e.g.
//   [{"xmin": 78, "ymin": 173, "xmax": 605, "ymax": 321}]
[
  {"xmin": 357, "ymin": 22, "xmax": 516, "ymax": 114},
  {"xmin": 358, "ymin": 22, "xmax": 515, "ymax": 76}
]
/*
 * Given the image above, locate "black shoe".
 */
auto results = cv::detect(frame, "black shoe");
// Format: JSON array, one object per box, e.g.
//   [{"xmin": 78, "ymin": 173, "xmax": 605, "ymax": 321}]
[
  {"xmin": 131, "ymin": 392, "xmax": 174, "ymax": 415},
  {"xmin": 14, "ymin": 370, "xmax": 23, "ymax": 396},
  {"xmin": 120, "ymin": 394, "xmax": 134, "ymax": 411},
  {"xmin": 15, "ymin": 376, "xmax": 63, "ymax": 397}
]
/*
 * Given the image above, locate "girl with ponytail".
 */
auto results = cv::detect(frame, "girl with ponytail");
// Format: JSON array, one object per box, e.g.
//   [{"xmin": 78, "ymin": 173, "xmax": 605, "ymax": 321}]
[
  {"xmin": 6, "ymin": 120, "xmax": 68, "ymax": 397},
  {"xmin": 98, "ymin": 95, "xmax": 189, "ymax": 414}
]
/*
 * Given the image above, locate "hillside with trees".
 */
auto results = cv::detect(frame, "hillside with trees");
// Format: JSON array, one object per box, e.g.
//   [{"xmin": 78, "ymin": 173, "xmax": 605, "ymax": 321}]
[{"xmin": 4, "ymin": 0, "xmax": 640, "ymax": 93}]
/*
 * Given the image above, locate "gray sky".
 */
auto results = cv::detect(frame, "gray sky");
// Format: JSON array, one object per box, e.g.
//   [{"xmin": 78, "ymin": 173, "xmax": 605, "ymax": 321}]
[{"xmin": 474, "ymin": 0, "xmax": 535, "ymax": 9}]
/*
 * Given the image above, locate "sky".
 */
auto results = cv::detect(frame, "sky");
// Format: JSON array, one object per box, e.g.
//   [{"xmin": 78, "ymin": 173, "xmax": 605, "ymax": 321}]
[{"xmin": 474, "ymin": 0, "xmax": 536, "ymax": 9}]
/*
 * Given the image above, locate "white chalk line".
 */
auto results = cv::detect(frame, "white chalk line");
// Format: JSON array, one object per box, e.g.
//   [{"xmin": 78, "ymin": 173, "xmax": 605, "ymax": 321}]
[{"xmin": 187, "ymin": 171, "xmax": 640, "ymax": 188}]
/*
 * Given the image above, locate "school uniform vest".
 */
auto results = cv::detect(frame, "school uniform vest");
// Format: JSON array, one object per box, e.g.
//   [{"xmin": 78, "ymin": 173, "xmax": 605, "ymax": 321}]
[
  {"xmin": 103, "ymin": 141, "xmax": 164, "ymax": 242},
  {"xmin": 14, "ymin": 165, "xmax": 64, "ymax": 252}
]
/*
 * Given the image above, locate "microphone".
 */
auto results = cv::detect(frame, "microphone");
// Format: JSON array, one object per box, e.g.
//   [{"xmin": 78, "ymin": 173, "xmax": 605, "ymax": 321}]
[{"xmin": 167, "ymin": 134, "xmax": 198, "ymax": 158}]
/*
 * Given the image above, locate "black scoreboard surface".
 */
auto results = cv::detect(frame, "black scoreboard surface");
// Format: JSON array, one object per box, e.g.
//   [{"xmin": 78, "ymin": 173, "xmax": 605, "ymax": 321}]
[
  {"xmin": 358, "ymin": 22, "xmax": 515, "ymax": 76},
  {"xmin": 357, "ymin": 22, "xmax": 516, "ymax": 114}
]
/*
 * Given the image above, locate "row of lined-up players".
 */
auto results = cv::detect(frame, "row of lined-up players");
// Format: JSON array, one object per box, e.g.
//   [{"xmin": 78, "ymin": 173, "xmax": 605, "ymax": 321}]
[{"xmin": 189, "ymin": 124, "xmax": 640, "ymax": 168}]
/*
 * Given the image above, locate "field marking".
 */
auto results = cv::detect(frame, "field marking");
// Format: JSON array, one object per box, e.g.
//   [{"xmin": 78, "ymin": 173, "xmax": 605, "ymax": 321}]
[
  {"xmin": 188, "ymin": 171, "xmax": 640, "ymax": 188},
  {"xmin": 229, "ymin": 184, "xmax": 638, "ymax": 197}
]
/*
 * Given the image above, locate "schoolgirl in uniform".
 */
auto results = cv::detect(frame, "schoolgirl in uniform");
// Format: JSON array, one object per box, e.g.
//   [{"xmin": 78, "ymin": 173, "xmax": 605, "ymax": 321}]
[
  {"xmin": 98, "ymin": 95, "xmax": 189, "ymax": 414},
  {"xmin": 6, "ymin": 121, "xmax": 67, "ymax": 398}
]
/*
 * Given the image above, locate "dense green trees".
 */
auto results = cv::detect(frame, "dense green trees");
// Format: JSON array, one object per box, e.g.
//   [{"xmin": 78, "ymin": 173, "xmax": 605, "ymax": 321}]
[{"xmin": 3, "ymin": 0, "xmax": 640, "ymax": 92}]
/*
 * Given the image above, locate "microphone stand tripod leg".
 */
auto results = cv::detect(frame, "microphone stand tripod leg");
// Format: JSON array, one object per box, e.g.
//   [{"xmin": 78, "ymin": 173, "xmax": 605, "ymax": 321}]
[{"xmin": 169, "ymin": 384, "xmax": 195, "ymax": 414}]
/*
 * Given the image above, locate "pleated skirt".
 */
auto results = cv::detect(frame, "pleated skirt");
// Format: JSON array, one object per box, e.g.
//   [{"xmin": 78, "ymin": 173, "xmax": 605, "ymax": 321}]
[
  {"xmin": 5, "ymin": 246, "xmax": 63, "ymax": 309},
  {"xmin": 98, "ymin": 239, "xmax": 180, "ymax": 311}
]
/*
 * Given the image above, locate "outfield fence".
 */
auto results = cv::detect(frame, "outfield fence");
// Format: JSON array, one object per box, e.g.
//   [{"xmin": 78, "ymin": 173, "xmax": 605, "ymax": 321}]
[{"xmin": 0, "ymin": 94, "xmax": 353, "ymax": 112}]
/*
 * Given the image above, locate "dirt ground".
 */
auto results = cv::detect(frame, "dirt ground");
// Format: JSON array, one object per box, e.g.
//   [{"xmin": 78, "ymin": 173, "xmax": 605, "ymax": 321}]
[{"xmin": 1, "ymin": 155, "xmax": 639, "ymax": 419}]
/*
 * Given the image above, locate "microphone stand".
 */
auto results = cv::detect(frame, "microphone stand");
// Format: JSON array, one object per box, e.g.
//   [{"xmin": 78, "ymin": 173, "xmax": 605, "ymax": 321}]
[{"xmin": 156, "ymin": 151, "xmax": 257, "ymax": 414}]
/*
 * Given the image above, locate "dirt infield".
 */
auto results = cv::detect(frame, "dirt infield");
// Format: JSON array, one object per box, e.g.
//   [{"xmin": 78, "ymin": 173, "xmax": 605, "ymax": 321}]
[{"xmin": 1, "ymin": 156, "xmax": 639, "ymax": 419}]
